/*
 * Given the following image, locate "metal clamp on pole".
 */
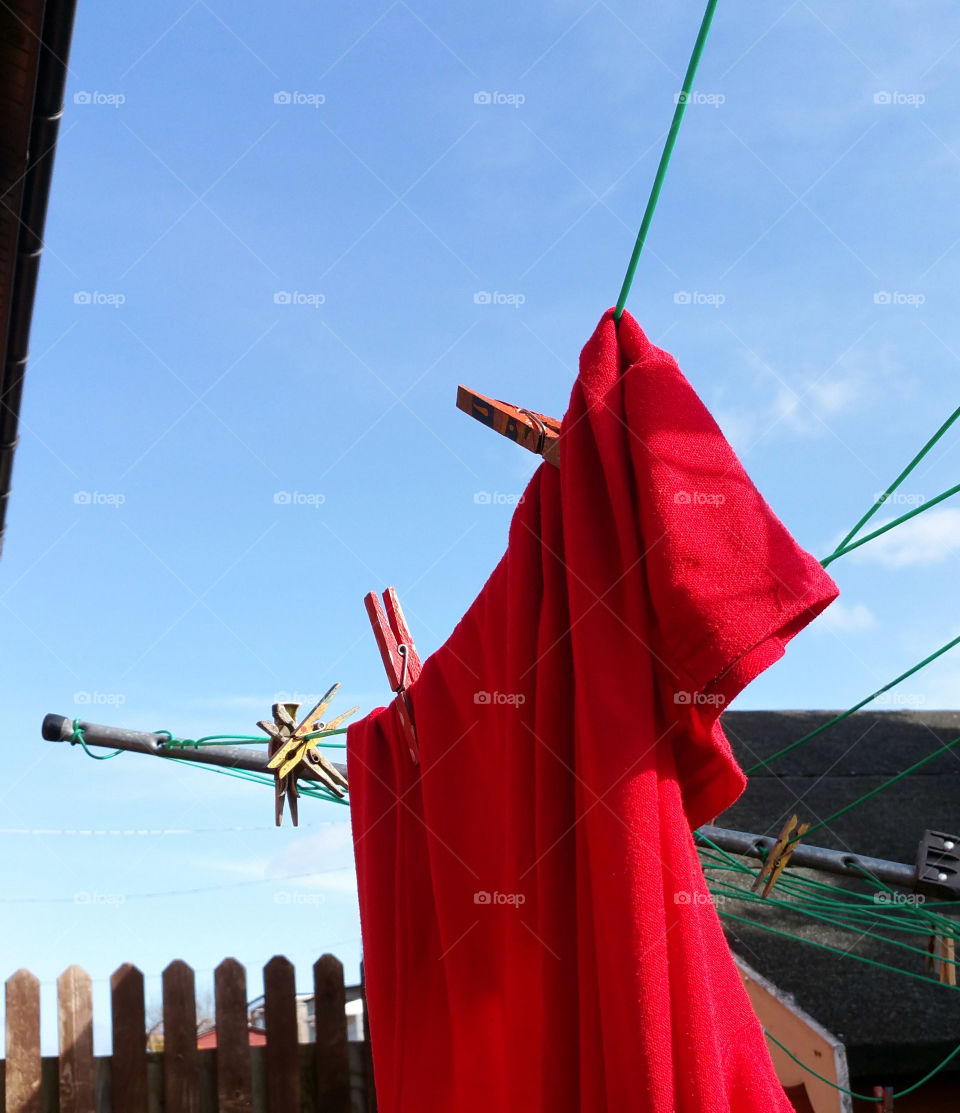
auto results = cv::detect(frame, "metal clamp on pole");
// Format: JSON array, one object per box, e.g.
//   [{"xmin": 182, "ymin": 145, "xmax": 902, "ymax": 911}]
[{"xmin": 915, "ymin": 829, "xmax": 960, "ymax": 899}]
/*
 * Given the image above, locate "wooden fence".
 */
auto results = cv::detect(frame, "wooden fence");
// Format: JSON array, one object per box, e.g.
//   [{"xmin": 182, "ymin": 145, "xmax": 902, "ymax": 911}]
[{"xmin": 0, "ymin": 954, "xmax": 376, "ymax": 1112}]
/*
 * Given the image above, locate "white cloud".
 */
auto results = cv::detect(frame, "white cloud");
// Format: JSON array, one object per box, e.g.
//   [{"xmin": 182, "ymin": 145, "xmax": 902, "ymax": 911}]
[
  {"xmin": 845, "ymin": 508, "xmax": 960, "ymax": 568},
  {"xmin": 806, "ymin": 376, "xmax": 861, "ymax": 417},
  {"xmin": 771, "ymin": 371, "xmax": 862, "ymax": 436},
  {"xmin": 714, "ymin": 360, "xmax": 864, "ymax": 449},
  {"xmin": 185, "ymin": 823, "xmax": 358, "ymax": 896},
  {"xmin": 266, "ymin": 822, "xmax": 358, "ymax": 893},
  {"xmin": 814, "ymin": 600, "xmax": 878, "ymax": 633},
  {"xmin": 713, "ymin": 408, "xmax": 758, "ymax": 454}
]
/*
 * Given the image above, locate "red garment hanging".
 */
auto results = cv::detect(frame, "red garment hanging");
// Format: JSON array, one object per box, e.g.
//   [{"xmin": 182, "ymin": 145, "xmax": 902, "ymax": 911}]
[{"xmin": 348, "ymin": 308, "xmax": 839, "ymax": 1113}]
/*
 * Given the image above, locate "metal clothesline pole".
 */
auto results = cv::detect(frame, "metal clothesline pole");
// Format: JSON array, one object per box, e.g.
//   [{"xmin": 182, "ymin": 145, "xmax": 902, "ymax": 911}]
[
  {"xmin": 41, "ymin": 713, "xmax": 349, "ymax": 780},
  {"xmin": 698, "ymin": 824, "xmax": 921, "ymax": 890}
]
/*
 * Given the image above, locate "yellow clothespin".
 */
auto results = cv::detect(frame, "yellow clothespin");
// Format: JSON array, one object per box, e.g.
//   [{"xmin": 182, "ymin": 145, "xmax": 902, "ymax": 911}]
[
  {"xmin": 266, "ymin": 684, "xmax": 340, "ymax": 772},
  {"xmin": 275, "ymin": 704, "xmax": 358, "ymax": 780},
  {"xmin": 751, "ymin": 814, "xmax": 809, "ymax": 898},
  {"xmin": 265, "ymin": 684, "xmax": 358, "ymax": 780},
  {"xmin": 259, "ymin": 685, "xmax": 353, "ymax": 824}
]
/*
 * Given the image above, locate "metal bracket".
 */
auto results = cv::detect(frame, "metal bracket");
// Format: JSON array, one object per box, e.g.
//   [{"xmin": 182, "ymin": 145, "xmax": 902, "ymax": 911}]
[{"xmin": 915, "ymin": 829, "xmax": 960, "ymax": 899}]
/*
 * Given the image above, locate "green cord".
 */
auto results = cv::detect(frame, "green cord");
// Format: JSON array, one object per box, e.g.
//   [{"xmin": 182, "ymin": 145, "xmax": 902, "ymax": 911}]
[
  {"xmin": 704, "ymin": 848, "xmax": 960, "ymax": 928},
  {"xmin": 845, "ymin": 859, "xmax": 959, "ymax": 937},
  {"xmin": 744, "ymin": 628, "xmax": 960, "ymax": 775},
  {"xmin": 168, "ymin": 759, "xmax": 349, "ymax": 807},
  {"xmin": 764, "ymin": 1028, "xmax": 960, "ymax": 1101},
  {"xmin": 613, "ymin": 0, "xmax": 720, "ymax": 321},
  {"xmin": 704, "ymin": 860, "xmax": 960, "ymax": 935},
  {"xmin": 699, "ymin": 834, "xmax": 960, "ymax": 942},
  {"xmin": 719, "ymin": 909, "xmax": 957, "ymax": 991},
  {"xmin": 68, "ymin": 719, "xmax": 123, "ymax": 760},
  {"xmin": 709, "ymin": 876, "xmax": 957, "ymax": 966},
  {"xmin": 698, "ymin": 834, "xmax": 960, "ymax": 981},
  {"xmin": 826, "ymin": 401, "xmax": 960, "ymax": 560},
  {"xmin": 822, "ymin": 480, "xmax": 960, "ymax": 567},
  {"xmin": 799, "ymin": 732, "xmax": 960, "ymax": 841},
  {"xmin": 153, "ymin": 728, "xmax": 347, "ymax": 750}
]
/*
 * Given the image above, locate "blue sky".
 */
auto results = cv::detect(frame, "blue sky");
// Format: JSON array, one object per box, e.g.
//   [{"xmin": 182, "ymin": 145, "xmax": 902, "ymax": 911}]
[{"xmin": 3, "ymin": 0, "xmax": 960, "ymax": 1051}]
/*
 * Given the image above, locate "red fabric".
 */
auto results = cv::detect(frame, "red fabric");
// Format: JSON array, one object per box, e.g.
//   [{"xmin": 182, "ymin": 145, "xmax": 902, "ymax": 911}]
[{"xmin": 348, "ymin": 309, "xmax": 839, "ymax": 1113}]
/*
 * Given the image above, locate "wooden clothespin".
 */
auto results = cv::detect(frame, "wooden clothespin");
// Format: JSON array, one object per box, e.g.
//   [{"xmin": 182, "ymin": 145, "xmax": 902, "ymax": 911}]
[
  {"xmin": 258, "ymin": 702, "xmax": 302, "ymax": 826},
  {"xmin": 258, "ymin": 688, "xmax": 352, "ymax": 826},
  {"xmin": 873, "ymin": 1084, "xmax": 894, "ymax": 1111},
  {"xmin": 457, "ymin": 385, "xmax": 561, "ymax": 468},
  {"xmin": 751, "ymin": 815, "xmax": 809, "ymax": 898},
  {"xmin": 265, "ymin": 684, "xmax": 357, "ymax": 782},
  {"xmin": 364, "ymin": 587, "xmax": 422, "ymax": 763},
  {"xmin": 924, "ymin": 932, "xmax": 957, "ymax": 986}
]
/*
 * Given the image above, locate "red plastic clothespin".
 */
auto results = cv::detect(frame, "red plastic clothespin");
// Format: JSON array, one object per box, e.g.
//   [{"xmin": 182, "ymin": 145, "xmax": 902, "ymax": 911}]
[
  {"xmin": 364, "ymin": 587, "xmax": 423, "ymax": 763},
  {"xmin": 873, "ymin": 1084, "xmax": 893, "ymax": 1111}
]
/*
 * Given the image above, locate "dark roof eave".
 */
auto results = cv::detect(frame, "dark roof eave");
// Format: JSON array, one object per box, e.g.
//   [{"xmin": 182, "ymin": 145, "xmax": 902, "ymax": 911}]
[{"xmin": 0, "ymin": 0, "xmax": 79, "ymax": 560}]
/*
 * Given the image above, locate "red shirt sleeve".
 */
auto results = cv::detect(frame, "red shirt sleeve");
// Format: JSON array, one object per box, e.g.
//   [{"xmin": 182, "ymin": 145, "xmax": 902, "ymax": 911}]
[{"xmin": 568, "ymin": 309, "xmax": 839, "ymax": 826}]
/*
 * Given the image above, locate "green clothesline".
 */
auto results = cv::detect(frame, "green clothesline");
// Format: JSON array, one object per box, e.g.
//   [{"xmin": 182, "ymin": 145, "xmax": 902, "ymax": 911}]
[
  {"xmin": 822, "ymin": 479, "xmax": 960, "ymax": 568},
  {"xmin": 801, "ymin": 733, "xmax": 960, "ymax": 841},
  {"xmin": 744, "ymin": 629, "xmax": 960, "ymax": 775},
  {"xmin": 698, "ymin": 840, "xmax": 960, "ymax": 945},
  {"xmin": 613, "ymin": 0, "xmax": 719, "ymax": 321},
  {"xmin": 717, "ymin": 902, "xmax": 959, "ymax": 991},
  {"xmin": 169, "ymin": 758, "xmax": 350, "ymax": 807},
  {"xmin": 825, "ymin": 400, "xmax": 960, "ymax": 562},
  {"xmin": 156, "ymin": 728, "xmax": 347, "ymax": 750},
  {"xmin": 765, "ymin": 1028, "xmax": 960, "ymax": 1103}
]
